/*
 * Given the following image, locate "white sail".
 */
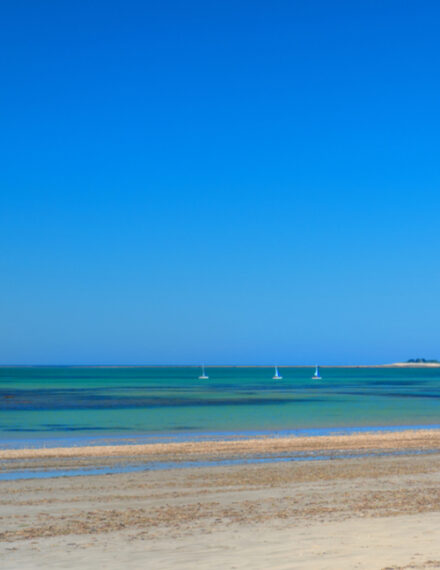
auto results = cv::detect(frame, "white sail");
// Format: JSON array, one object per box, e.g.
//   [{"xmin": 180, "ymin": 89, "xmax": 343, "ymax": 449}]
[
  {"xmin": 273, "ymin": 366, "xmax": 282, "ymax": 380},
  {"xmin": 198, "ymin": 365, "xmax": 209, "ymax": 379},
  {"xmin": 312, "ymin": 365, "xmax": 321, "ymax": 379}
]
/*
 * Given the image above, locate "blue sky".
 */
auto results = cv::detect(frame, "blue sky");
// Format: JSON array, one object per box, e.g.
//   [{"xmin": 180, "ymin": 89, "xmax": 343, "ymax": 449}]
[{"xmin": 1, "ymin": 1, "xmax": 439, "ymax": 365}]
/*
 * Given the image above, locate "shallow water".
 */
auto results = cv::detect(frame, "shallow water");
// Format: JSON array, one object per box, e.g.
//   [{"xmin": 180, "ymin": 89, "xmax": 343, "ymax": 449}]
[{"xmin": 1, "ymin": 366, "xmax": 440, "ymax": 448}]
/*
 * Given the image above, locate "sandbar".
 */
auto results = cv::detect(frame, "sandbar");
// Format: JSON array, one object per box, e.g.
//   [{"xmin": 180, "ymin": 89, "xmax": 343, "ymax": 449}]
[{"xmin": 2, "ymin": 428, "xmax": 440, "ymax": 463}]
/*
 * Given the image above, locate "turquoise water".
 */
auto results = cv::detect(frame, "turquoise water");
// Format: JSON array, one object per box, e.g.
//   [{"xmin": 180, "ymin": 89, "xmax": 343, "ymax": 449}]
[{"xmin": 1, "ymin": 366, "xmax": 440, "ymax": 448}]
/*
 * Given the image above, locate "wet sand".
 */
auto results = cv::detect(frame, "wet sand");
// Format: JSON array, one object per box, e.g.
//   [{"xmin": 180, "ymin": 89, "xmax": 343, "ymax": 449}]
[{"xmin": 1, "ymin": 431, "xmax": 440, "ymax": 569}]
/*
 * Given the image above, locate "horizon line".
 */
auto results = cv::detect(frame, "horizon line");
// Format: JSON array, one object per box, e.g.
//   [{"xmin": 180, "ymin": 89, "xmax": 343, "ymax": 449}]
[{"xmin": 1, "ymin": 362, "xmax": 437, "ymax": 368}]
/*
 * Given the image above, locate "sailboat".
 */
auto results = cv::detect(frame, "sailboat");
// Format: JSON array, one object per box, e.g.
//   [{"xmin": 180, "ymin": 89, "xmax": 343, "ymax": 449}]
[
  {"xmin": 198, "ymin": 365, "xmax": 209, "ymax": 380},
  {"xmin": 272, "ymin": 366, "xmax": 282, "ymax": 380},
  {"xmin": 312, "ymin": 365, "xmax": 322, "ymax": 380}
]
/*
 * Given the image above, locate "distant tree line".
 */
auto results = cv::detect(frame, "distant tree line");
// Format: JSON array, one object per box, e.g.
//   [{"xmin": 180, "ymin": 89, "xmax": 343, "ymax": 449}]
[{"xmin": 406, "ymin": 358, "xmax": 439, "ymax": 363}]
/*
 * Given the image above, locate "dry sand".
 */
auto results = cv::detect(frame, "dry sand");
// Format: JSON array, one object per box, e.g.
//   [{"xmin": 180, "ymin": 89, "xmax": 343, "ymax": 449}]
[{"xmin": 1, "ymin": 431, "xmax": 440, "ymax": 569}]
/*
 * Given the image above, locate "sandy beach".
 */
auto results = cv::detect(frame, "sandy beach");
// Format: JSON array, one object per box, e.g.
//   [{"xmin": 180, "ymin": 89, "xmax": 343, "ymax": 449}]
[{"xmin": 1, "ymin": 430, "xmax": 440, "ymax": 569}]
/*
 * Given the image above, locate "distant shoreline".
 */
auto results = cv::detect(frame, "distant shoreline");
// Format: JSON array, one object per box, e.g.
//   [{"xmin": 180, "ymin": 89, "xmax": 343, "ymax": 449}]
[{"xmin": 1, "ymin": 363, "xmax": 440, "ymax": 368}]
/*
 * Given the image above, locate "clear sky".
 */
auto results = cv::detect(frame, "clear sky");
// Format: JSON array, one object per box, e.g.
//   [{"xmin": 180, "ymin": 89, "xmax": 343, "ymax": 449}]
[{"xmin": 1, "ymin": 1, "xmax": 439, "ymax": 365}]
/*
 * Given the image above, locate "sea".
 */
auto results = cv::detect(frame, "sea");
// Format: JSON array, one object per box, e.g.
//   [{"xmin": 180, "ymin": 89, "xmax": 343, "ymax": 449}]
[{"xmin": 1, "ymin": 366, "xmax": 440, "ymax": 450}]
